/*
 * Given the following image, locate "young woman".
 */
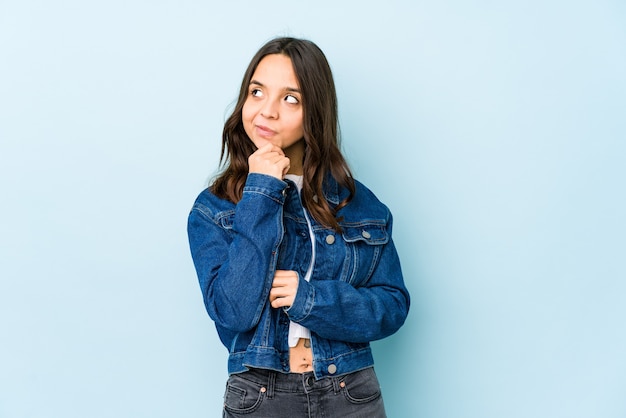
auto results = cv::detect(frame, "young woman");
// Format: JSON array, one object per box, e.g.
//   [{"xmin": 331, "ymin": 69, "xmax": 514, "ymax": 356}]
[{"xmin": 187, "ymin": 37, "xmax": 410, "ymax": 418}]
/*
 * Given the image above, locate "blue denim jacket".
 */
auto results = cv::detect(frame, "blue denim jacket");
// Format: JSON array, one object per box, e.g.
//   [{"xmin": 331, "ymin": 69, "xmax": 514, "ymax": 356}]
[{"xmin": 187, "ymin": 173, "xmax": 410, "ymax": 379}]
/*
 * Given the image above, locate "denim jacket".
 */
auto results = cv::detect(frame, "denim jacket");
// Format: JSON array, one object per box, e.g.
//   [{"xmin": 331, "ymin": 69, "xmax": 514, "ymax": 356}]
[{"xmin": 187, "ymin": 173, "xmax": 410, "ymax": 379}]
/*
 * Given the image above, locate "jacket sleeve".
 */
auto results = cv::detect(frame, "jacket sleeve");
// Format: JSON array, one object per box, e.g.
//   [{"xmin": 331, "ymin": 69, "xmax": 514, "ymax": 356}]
[
  {"xmin": 187, "ymin": 173, "xmax": 287, "ymax": 332},
  {"xmin": 285, "ymin": 213, "xmax": 410, "ymax": 343}
]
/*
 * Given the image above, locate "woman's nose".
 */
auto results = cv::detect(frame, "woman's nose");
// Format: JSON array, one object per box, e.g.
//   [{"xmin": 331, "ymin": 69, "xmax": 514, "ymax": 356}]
[{"xmin": 260, "ymin": 99, "xmax": 278, "ymax": 119}]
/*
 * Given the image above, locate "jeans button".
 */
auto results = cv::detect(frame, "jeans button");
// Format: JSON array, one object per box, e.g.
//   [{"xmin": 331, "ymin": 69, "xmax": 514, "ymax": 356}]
[{"xmin": 306, "ymin": 376, "xmax": 314, "ymax": 386}]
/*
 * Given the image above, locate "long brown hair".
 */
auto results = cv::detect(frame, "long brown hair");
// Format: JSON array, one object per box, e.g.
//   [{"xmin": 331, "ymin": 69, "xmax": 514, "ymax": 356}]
[{"xmin": 211, "ymin": 37, "xmax": 355, "ymax": 231}]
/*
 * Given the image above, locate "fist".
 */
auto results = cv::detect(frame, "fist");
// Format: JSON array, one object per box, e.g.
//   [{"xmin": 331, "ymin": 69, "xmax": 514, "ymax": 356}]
[
  {"xmin": 269, "ymin": 270, "xmax": 299, "ymax": 309},
  {"xmin": 248, "ymin": 143, "xmax": 291, "ymax": 180}
]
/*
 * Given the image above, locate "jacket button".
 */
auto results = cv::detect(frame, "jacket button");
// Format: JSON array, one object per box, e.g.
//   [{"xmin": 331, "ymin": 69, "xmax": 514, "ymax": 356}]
[
  {"xmin": 325, "ymin": 235, "xmax": 335, "ymax": 245},
  {"xmin": 361, "ymin": 230, "xmax": 371, "ymax": 239},
  {"xmin": 327, "ymin": 364, "xmax": 337, "ymax": 374}
]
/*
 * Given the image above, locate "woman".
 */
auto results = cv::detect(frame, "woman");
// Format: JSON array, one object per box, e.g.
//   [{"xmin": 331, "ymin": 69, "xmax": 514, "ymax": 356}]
[{"xmin": 187, "ymin": 37, "xmax": 410, "ymax": 417}]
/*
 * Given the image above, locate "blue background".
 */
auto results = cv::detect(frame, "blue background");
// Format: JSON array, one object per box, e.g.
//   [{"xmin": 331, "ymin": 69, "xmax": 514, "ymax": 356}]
[{"xmin": 1, "ymin": 1, "xmax": 624, "ymax": 417}]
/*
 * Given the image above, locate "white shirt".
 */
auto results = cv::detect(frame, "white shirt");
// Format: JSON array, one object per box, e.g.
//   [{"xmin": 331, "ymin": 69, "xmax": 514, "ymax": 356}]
[{"xmin": 284, "ymin": 174, "xmax": 314, "ymax": 347}]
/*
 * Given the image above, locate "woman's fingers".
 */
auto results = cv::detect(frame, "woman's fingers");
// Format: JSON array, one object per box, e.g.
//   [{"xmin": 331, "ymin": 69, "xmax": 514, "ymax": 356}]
[
  {"xmin": 269, "ymin": 270, "xmax": 299, "ymax": 308},
  {"xmin": 248, "ymin": 144, "xmax": 290, "ymax": 179}
]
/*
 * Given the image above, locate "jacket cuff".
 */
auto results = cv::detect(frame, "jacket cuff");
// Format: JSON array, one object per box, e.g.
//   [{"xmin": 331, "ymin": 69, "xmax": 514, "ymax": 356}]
[
  {"xmin": 285, "ymin": 277, "xmax": 315, "ymax": 322},
  {"xmin": 243, "ymin": 173, "xmax": 288, "ymax": 204}
]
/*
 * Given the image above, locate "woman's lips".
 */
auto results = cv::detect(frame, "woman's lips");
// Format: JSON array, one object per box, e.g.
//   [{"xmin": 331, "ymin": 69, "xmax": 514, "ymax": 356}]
[{"xmin": 255, "ymin": 125, "xmax": 276, "ymax": 138}]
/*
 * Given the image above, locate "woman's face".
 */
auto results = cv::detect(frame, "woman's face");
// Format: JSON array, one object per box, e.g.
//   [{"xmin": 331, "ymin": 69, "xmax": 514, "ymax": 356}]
[{"xmin": 242, "ymin": 54, "xmax": 304, "ymax": 155}]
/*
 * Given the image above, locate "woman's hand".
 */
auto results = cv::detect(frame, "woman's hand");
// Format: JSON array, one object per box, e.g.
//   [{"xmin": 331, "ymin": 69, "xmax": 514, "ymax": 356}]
[
  {"xmin": 248, "ymin": 143, "xmax": 290, "ymax": 180},
  {"xmin": 269, "ymin": 270, "xmax": 299, "ymax": 309}
]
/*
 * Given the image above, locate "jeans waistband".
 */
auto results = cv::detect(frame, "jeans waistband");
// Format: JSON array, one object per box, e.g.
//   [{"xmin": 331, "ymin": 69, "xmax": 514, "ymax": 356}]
[{"xmin": 233, "ymin": 367, "xmax": 356, "ymax": 397}]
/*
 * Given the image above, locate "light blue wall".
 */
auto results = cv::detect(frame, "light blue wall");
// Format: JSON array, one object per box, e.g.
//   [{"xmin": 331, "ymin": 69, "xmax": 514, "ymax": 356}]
[{"xmin": 1, "ymin": 1, "xmax": 624, "ymax": 417}]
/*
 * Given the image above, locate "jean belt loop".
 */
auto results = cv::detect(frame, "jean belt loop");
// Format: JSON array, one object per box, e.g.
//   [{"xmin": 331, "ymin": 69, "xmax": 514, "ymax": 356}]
[
  {"xmin": 266, "ymin": 371, "xmax": 276, "ymax": 399},
  {"xmin": 331, "ymin": 376, "xmax": 341, "ymax": 394}
]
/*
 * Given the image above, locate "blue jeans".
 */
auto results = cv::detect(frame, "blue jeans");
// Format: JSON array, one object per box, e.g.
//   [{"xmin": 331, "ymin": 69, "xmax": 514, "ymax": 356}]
[{"xmin": 222, "ymin": 367, "xmax": 387, "ymax": 417}]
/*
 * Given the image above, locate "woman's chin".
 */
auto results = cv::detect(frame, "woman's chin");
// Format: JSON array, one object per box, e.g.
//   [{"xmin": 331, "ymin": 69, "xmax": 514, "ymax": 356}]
[{"xmin": 251, "ymin": 137, "xmax": 272, "ymax": 149}]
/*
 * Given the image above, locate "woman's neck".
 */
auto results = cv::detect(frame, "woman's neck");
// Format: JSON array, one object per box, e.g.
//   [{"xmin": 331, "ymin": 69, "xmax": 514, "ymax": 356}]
[{"xmin": 284, "ymin": 139, "xmax": 304, "ymax": 175}]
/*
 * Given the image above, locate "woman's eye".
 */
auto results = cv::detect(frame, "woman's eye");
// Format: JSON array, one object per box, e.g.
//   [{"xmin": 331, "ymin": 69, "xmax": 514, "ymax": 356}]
[
  {"xmin": 251, "ymin": 89, "xmax": 263, "ymax": 97},
  {"xmin": 285, "ymin": 95, "xmax": 299, "ymax": 104}
]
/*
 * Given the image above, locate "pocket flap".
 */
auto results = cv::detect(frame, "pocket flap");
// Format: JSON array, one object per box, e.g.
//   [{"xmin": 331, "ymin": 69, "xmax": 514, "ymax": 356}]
[
  {"xmin": 341, "ymin": 222, "xmax": 389, "ymax": 245},
  {"xmin": 217, "ymin": 210, "xmax": 235, "ymax": 229}
]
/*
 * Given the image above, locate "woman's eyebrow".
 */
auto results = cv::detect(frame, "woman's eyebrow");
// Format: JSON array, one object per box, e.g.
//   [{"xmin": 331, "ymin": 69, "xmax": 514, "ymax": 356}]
[
  {"xmin": 250, "ymin": 79, "xmax": 301, "ymax": 93},
  {"xmin": 285, "ymin": 86, "xmax": 301, "ymax": 94}
]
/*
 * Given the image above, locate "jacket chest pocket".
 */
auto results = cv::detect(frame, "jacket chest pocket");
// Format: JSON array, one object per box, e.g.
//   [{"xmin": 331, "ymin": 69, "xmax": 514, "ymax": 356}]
[
  {"xmin": 339, "ymin": 222, "xmax": 389, "ymax": 286},
  {"xmin": 216, "ymin": 210, "xmax": 236, "ymax": 236}
]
